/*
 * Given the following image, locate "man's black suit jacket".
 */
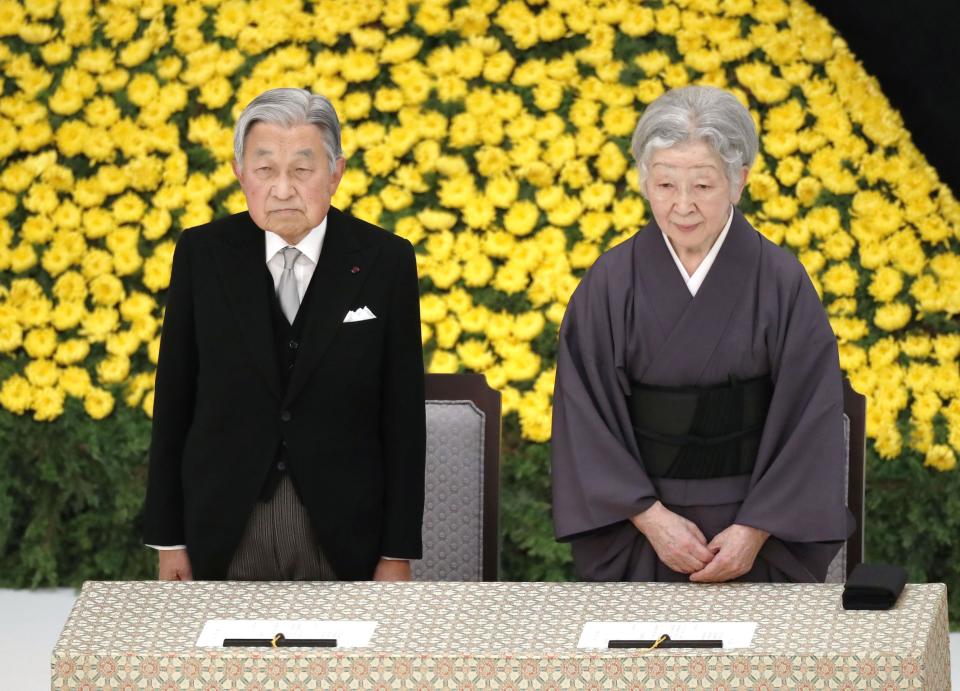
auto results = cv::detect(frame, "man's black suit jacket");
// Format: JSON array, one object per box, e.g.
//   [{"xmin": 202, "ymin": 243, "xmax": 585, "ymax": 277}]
[{"xmin": 143, "ymin": 207, "xmax": 426, "ymax": 580}]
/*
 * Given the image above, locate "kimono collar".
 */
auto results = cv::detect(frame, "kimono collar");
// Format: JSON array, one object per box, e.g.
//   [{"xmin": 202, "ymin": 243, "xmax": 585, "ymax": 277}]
[{"xmin": 660, "ymin": 205, "xmax": 734, "ymax": 296}]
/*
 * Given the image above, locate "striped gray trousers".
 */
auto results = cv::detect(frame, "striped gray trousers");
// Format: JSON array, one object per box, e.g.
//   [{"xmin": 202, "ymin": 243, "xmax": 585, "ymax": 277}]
[{"xmin": 226, "ymin": 473, "xmax": 337, "ymax": 581}]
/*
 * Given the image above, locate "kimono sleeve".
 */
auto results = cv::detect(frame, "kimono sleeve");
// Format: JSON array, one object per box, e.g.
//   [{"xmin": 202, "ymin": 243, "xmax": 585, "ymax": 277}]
[
  {"xmin": 551, "ymin": 254, "xmax": 659, "ymax": 541},
  {"xmin": 735, "ymin": 262, "xmax": 854, "ymax": 543}
]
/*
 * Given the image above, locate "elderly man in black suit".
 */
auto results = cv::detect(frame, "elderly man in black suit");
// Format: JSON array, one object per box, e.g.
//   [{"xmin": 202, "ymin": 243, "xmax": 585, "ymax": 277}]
[{"xmin": 143, "ymin": 88, "xmax": 425, "ymax": 582}]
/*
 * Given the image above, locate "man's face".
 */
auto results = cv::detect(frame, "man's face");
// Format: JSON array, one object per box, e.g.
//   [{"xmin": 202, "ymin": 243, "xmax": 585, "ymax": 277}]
[{"xmin": 233, "ymin": 122, "xmax": 345, "ymax": 244}]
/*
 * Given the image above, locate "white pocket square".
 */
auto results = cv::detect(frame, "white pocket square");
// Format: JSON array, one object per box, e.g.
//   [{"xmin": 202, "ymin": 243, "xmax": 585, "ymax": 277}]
[{"xmin": 343, "ymin": 306, "xmax": 376, "ymax": 323}]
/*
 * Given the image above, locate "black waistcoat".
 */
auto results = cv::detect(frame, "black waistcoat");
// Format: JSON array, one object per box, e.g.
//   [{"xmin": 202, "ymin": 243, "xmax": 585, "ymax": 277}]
[{"xmin": 259, "ymin": 265, "xmax": 320, "ymax": 500}]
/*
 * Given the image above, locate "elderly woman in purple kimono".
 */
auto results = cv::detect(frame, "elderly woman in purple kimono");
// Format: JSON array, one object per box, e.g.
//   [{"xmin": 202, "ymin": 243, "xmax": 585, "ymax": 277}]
[{"xmin": 551, "ymin": 86, "xmax": 853, "ymax": 583}]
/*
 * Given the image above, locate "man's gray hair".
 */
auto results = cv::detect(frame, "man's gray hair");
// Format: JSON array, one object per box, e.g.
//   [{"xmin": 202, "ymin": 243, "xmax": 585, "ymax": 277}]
[
  {"xmin": 233, "ymin": 88, "xmax": 343, "ymax": 172},
  {"xmin": 630, "ymin": 86, "xmax": 758, "ymax": 194}
]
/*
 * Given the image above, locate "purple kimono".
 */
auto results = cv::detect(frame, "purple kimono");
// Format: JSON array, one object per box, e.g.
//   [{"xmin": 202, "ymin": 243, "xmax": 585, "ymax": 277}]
[{"xmin": 551, "ymin": 209, "xmax": 853, "ymax": 582}]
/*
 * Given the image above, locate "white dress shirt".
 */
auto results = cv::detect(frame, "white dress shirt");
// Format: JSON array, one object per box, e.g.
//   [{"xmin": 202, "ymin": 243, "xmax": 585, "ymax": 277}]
[
  {"xmin": 263, "ymin": 218, "xmax": 327, "ymax": 300},
  {"xmin": 660, "ymin": 206, "xmax": 734, "ymax": 297}
]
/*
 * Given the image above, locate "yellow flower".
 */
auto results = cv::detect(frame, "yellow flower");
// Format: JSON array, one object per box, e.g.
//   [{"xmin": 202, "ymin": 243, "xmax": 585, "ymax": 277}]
[
  {"xmin": 444, "ymin": 288, "xmax": 474, "ymax": 315},
  {"xmin": 578, "ymin": 182, "xmax": 613, "ymax": 211},
  {"xmin": 40, "ymin": 39, "xmax": 72, "ymax": 65},
  {"xmin": 0, "ymin": 374, "xmax": 32, "ymax": 414},
  {"xmin": 514, "ymin": 312, "xmax": 545, "ymax": 341},
  {"xmin": 546, "ymin": 302, "xmax": 566, "ymax": 324},
  {"xmin": 462, "ymin": 196, "xmax": 495, "ymax": 229},
  {"xmin": 142, "ymin": 389, "xmax": 155, "ymax": 417},
  {"xmin": 794, "ymin": 177, "xmax": 822, "ymax": 206},
  {"xmin": 481, "ymin": 50, "xmax": 515, "ymax": 82},
  {"xmin": 89, "ymin": 274, "xmax": 125, "ymax": 306},
  {"xmin": 867, "ymin": 267, "xmax": 903, "ymax": 303},
  {"xmin": 600, "ymin": 105, "xmax": 636, "ymax": 137},
  {"xmin": 873, "ymin": 303, "xmax": 912, "ymax": 332},
  {"xmin": 519, "ymin": 403, "xmax": 552, "ymax": 442},
  {"xmin": 596, "ymin": 142, "xmax": 628, "ymax": 181},
  {"xmin": 434, "ymin": 317, "xmax": 462, "ymax": 350},
  {"xmin": 381, "ymin": 35, "xmax": 422, "ymax": 64},
  {"xmin": 124, "ymin": 371, "xmax": 154, "ymax": 408},
  {"xmin": 868, "ymin": 338, "xmax": 900, "ymax": 368},
  {"xmin": 481, "ymin": 176, "xmax": 516, "ymax": 209},
  {"xmin": 23, "ymin": 327, "xmax": 57, "ymax": 358},
  {"xmin": 901, "ymin": 333, "xmax": 932, "ymax": 358},
  {"xmin": 924, "ymin": 444, "xmax": 957, "ymax": 472},
  {"xmin": 542, "ymin": 135, "xmax": 576, "ymax": 171},
  {"xmin": 503, "ymin": 349, "xmax": 541, "ymax": 382},
  {"xmin": 106, "ymin": 331, "xmax": 141, "ymax": 357},
  {"xmin": 934, "ymin": 334, "xmax": 960, "ymax": 362},
  {"xmin": 81, "ymin": 307, "xmax": 119, "ymax": 342},
  {"xmin": 821, "ymin": 262, "xmax": 858, "ymax": 297},
  {"xmin": 24, "ymin": 359, "xmax": 59, "ymax": 388},
  {"xmin": 493, "ymin": 262, "xmax": 529, "ymax": 294},
  {"xmin": 10, "ymin": 243, "xmax": 38, "ymax": 272},
  {"xmin": 429, "ymin": 261, "xmax": 462, "ymax": 290},
  {"xmin": 547, "ymin": 196, "xmax": 583, "ymax": 227},
  {"xmin": 762, "ymin": 195, "xmax": 798, "ymax": 221},
  {"xmin": 97, "ymin": 354, "xmax": 131, "ymax": 385},
  {"xmin": 379, "ymin": 185, "xmax": 413, "ymax": 212},
  {"xmin": 54, "ymin": 339, "xmax": 90, "ymax": 365},
  {"xmin": 31, "ymin": 385, "xmax": 65, "ymax": 422},
  {"xmin": 419, "ymin": 294, "xmax": 447, "ymax": 324},
  {"xmin": 829, "ymin": 316, "xmax": 869, "ymax": 343},
  {"xmin": 457, "ymin": 340, "xmax": 495, "ymax": 371},
  {"xmin": 84, "ymin": 387, "xmax": 115, "ymax": 420},
  {"xmin": 887, "ymin": 230, "xmax": 925, "ymax": 276},
  {"xmin": 126, "ymin": 73, "xmax": 159, "ymax": 107},
  {"xmin": 912, "ymin": 390, "xmax": 941, "ymax": 422},
  {"xmin": 533, "ymin": 79, "xmax": 564, "ymax": 112},
  {"xmin": 341, "ymin": 49, "xmax": 379, "ymax": 82},
  {"xmin": 503, "ymin": 201, "xmax": 539, "ymax": 237},
  {"xmin": 363, "ymin": 145, "xmax": 398, "ymax": 177},
  {"xmin": 580, "ymin": 212, "xmax": 612, "ymax": 242},
  {"xmin": 463, "ymin": 255, "xmax": 494, "ymax": 288},
  {"xmin": 798, "ymin": 249, "xmax": 825, "ymax": 277},
  {"xmin": 569, "ymin": 241, "xmax": 600, "ymax": 269},
  {"xmin": 460, "ymin": 306, "xmax": 490, "ymax": 333},
  {"xmin": 20, "ymin": 216, "xmax": 53, "ymax": 245},
  {"xmin": 837, "ymin": 343, "xmax": 866, "ymax": 372},
  {"xmin": 0, "ymin": 323, "xmax": 23, "ymax": 353},
  {"xmin": 428, "ymin": 349, "xmax": 459, "ymax": 373}
]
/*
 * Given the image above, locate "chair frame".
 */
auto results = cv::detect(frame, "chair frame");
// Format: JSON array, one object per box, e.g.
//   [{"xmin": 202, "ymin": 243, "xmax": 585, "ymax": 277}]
[
  {"xmin": 842, "ymin": 377, "xmax": 866, "ymax": 578},
  {"xmin": 425, "ymin": 373, "xmax": 501, "ymax": 581}
]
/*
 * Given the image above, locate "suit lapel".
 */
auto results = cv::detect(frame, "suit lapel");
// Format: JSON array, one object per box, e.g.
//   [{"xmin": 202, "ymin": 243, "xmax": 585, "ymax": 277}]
[
  {"xmin": 643, "ymin": 209, "xmax": 761, "ymax": 384},
  {"xmin": 212, "ymin": 213, "xmax": 283, "ymax": 399},
  {"xmin": 283, "ymin": 208, "xmax": 381, "ymax": 406}
]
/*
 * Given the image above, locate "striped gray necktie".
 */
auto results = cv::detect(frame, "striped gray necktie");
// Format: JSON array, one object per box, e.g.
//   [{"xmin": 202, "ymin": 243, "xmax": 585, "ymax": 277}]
[{"xmin": 277, "ymin": 246, "xmax": 302, "ymax": 324}]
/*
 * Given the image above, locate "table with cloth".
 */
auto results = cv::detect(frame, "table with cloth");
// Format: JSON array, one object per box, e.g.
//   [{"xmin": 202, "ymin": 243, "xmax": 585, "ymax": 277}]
[{"xmin": 52, "ymin": 580, "xmax": 950, "ymax": 688}]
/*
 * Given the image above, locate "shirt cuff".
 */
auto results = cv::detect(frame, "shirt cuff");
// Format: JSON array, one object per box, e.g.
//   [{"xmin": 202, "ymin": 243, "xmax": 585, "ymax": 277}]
[{"xmin": 146, "ymin": 544, "xmax": 187, "ymax": 550}]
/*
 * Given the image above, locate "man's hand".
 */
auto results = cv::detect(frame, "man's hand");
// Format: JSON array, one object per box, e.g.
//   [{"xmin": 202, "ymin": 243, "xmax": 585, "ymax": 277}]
[
  {"xmin": 631, "ymin": 501, "xmax": 715, "ymax": 574},
  {"xmin": 372, "ymin": 558, "xmax": 412, "ymax": 581},
  {"xmin": 158, "ymin": 549, "xmax": 193, "ymax": 581},
  {"xmin": 689, "ymin": 524, "xmax": 769, "ymax": 583}
]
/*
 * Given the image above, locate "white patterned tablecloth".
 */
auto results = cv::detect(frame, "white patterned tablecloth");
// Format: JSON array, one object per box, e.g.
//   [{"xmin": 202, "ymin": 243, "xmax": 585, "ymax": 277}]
[{"xmin": 52, "ymin": 580, "xmax": 950, "ymax": 689}]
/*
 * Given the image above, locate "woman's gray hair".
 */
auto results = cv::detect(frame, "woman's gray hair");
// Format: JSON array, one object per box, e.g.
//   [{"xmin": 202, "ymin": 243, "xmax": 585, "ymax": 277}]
[
  {"xmin": 630, "ymin": 86, "xmax": 757, "ymax": 195},
  {"xmin": 233, "ymin": 88, "xmax": 343, "ymax": 171}
]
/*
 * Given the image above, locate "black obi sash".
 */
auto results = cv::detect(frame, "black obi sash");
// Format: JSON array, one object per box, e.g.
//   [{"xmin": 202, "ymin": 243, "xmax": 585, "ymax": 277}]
[{"xmin": 628, "ymin": 376, "xmax": 773, "ymax": 480}]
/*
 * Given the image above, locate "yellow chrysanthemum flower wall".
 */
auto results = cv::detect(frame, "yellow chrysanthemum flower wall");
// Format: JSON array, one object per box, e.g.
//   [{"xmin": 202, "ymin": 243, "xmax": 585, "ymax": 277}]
[{"xmin": 0, "ymin": 0, "xmax": 958, "ymax": 474}]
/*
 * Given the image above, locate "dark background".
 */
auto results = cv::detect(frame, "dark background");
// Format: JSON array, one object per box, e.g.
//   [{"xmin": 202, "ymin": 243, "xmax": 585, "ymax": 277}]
[{"xmin": 810, "ymin": 0, "xmax": 959, "ymax": 196}]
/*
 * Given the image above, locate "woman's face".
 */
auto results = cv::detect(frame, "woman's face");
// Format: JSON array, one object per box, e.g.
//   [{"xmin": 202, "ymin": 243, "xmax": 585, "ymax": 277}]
[{"xmin": 644, "ymin": 140, "xmax": 747, "ymax": 259}]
